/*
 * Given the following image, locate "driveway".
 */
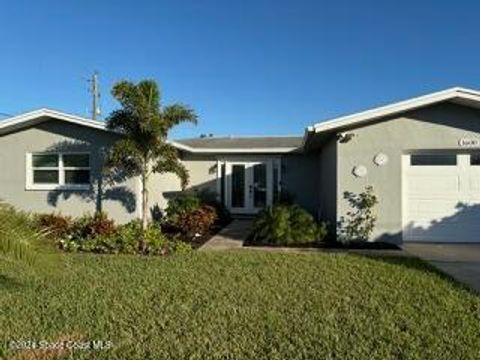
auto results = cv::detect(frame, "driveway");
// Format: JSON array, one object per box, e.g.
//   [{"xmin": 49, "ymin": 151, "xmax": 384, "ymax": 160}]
[{"xmin": 402, "ymin": 243, "xmax": 480, "ymax": 292}]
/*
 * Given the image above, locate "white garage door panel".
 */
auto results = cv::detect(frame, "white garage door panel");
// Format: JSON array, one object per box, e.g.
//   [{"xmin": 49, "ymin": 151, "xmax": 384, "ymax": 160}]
[
  {"xmin": 469, "ymin": 177, "xmax": 480, "ymax": 192},
  {"xmin": 406, "ymin": 175, "xmax": 459, "ymax": 196},
  {"xmin": 408, "ymin": 199, "xmax": 464, "ymax": 215},
  {"xmin": 404, "ymin": 154, "xmax": 480, "ymax": 243}
]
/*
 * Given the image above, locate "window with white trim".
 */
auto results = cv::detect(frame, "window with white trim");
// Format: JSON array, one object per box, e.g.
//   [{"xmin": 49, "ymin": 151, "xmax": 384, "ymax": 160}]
[{"xmin": 27, "ymin": 153, "xmax": 91, "ymax": 190}]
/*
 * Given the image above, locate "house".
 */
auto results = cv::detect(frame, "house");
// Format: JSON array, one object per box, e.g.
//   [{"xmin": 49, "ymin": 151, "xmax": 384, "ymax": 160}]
[{"xmin": 2, "ymin": 87, "xmax": 480, "ymax": 244}]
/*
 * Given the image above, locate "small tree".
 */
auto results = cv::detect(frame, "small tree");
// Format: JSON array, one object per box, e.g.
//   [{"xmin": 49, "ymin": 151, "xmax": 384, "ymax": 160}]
[
  {"xmin": 338, "ymin": 186, "xmax": 378, "ymax": 243},
  {"xmin": 104, "ymin": 80, "xmax": 197, "ymax": 239}
]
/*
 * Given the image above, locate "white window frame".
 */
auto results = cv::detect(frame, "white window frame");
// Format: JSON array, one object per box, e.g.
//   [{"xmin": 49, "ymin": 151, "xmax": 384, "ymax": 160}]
[{"xmin": 26, "ymin": 152, "xmax": 91, "ymax": 191}]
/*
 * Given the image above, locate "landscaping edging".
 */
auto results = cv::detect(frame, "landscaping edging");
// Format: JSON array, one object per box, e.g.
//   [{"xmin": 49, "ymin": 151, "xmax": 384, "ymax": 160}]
[{"xmin": 242, "ymin": 245, "xmax": 411, "ymax": 257}]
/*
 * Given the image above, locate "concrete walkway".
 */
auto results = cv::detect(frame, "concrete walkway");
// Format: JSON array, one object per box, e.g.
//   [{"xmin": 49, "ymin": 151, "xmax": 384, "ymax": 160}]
[
  {"xmin": 403, "ymin": 243, "xmax": 480, "ymax": 293},
  {"xmin": 200, "ymin": 219, "xmax": 253, "ymax": 251},
  {"xmin": 200, "ymin": 219, "xmax": 409, "ymax": 258}
]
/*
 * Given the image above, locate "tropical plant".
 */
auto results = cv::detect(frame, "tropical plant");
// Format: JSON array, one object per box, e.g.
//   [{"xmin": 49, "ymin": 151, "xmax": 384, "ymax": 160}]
[
  {"xmin": 59, "ymin": 219, "xmax": 192, "ymax": 256},
  {"xmin": 176, "ymin": 205, "xmax": 218, "ymax": 240},
  {"xmin": 195, "ymin": 189, "xmax": 231, "ymax": 225},
  {"xmin": 338, "ymin": 186, "xmax": 378, "ymax": 243},
  {"xmin": 165, "ymin": 193, "xmax": 201, "ymax": 222},
  {"xmin": 104, "ymin": 79, "xmax": 197, "ymax": 243},
  {"xmin": 70, "ymin": 212, "xmax": 116, "ymax": 240},
  {"xmin": 250, "ymin": 204, "xmax": 327, "ymax": 245},
  {"xmin": 34, "ymin": 213, "xmax": 73, "ymax": 239},
  {"xmin": 0, "ymin": 204, "xmax": 39, "ymax": 263},
  {"xmin": 35, "ymin": 212, "xmax": 117, "ymax": 243}
]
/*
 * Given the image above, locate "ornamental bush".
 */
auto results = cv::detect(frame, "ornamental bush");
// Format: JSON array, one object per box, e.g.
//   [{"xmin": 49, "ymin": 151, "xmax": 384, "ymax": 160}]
[
  {"xmin": 250, "ymin": 204, "xmax": 327, "ymax": 245},
  {"xmin": 34, "ymin": 213, "xmax": 73, "ymax": 240},
  {"xmin": 164, "ymin": 192, "xmax": 222, "ymax": 242},
  {"xmin": 71, "ymin": 212, "xmax": 117, "ymax": 240},
  {"xmin": 35, "ymin": 211, "xmax": 192, "ymax": 256},
  {"xmin": 338, "ymin": 186, "xmax": 378, "ymax": 243},
  {"xmin": 176, "ymin": 205, "xmax": 218, "ymax": 240},
  {"xmin": 165, "ymin": 193, "xmax": 201, "ymax": 222}
]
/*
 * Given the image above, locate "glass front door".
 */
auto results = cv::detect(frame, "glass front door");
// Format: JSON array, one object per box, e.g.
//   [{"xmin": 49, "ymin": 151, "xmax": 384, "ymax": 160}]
[
  {"xmin": 252, "ymin": 163, "xmax": 267, "ymax": 208},
  {"xmin": 231, "ymin": 164, "xmax": 246, "ymax": 209},
  {"xmin": 225, "ymin": 161, "xmax": 274, "ymax": 214}
]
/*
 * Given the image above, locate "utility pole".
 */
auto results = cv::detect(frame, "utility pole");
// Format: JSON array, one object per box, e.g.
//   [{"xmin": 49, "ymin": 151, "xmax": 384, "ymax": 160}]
[{"xmin": 88, "ymin": 71, "xmax": 101, "ymax": 120}]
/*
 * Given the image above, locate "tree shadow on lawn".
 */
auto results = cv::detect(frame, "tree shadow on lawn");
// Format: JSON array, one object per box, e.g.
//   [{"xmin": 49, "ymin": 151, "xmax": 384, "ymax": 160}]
[
  {"xmin": 350, "ymin": 253, "xmax": 478, "ymax": 294},
  {"xmin": 0, "ymin": 274, "xmax": 24, "ymax": 291}
]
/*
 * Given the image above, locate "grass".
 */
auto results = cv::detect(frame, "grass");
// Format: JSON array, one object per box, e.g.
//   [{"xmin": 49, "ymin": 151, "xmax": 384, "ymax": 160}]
[{"xmin": 1, "ymin": 251, "xmax": 479, "ymax": 359}]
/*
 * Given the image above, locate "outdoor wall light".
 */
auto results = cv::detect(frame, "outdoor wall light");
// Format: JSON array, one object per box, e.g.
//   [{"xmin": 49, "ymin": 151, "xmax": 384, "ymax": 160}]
[
  {"xmin": 373, "ymin": 153, "xmax": 388, "ymax": 166},
  {"xmin": 337, "ymin": 132, "xmax": 355, "ymax": 143},
  {"xmin": 352, "ymin": 165, "xmax": 367, "ymax": 178}
]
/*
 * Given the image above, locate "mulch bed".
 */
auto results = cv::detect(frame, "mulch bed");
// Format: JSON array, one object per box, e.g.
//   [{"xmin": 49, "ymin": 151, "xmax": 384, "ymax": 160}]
[{"xmin": 162, "ymin": 221, "xmax": 232, "ymax": 249}]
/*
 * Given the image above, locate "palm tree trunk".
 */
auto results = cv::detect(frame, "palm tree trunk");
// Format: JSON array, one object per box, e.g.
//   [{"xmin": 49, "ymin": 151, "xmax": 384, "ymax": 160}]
[
  {"xmin": 140, "ymin": 170, "xmax": 148, "ymax": 251},
  {"xmin": 142, "ymin": 177, "xmax": 148, "ymax": 231}
]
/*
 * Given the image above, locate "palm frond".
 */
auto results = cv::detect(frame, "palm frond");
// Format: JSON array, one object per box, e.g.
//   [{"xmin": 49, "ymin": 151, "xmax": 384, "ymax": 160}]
[
  {"xmin": 153, "ymin": 143, "xmax": 189, "ymax": 189},
  {"xmin": 105, "ymin": 79, "xmax": 197, "ymax": 226},
  {"xmin": 162, "ymin": 104, "xmax": 198, "ymax": 129},
  {"xmin": 0, "ymin": 204, "xmax": 37, "ymax": 264},
  {"xmin": 104, "ymin": 139, "xmax": 143, "ymax": 178}
]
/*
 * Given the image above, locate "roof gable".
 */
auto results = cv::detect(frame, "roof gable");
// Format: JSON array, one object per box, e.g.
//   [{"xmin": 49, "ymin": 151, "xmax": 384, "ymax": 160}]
[
  {"xmin": 0, "ymin": 109, "xmax": 300, "ymax": 154},
  {"xmin": 304, "ymin": 86, "xmax": 480, "ymax": 148},
  {"xmin": 0, "ymin": 108, "xmax": 111, "ymax": 135}
]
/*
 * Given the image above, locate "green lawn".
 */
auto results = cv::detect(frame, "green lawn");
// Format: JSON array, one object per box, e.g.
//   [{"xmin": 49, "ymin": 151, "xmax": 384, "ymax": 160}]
[{"xmin": 1, "ymin": 251, "xmax": 479, "ymax": 359}]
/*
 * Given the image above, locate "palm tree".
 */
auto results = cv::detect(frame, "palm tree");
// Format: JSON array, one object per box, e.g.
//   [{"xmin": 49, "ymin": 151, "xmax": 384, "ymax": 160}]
[{"xmin": 104, "ymin": 80, "xmax": 197, "ymax": 235}]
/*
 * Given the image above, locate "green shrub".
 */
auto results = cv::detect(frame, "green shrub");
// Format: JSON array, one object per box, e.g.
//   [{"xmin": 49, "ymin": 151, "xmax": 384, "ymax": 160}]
[
  {"xmin": 251, "ymin": 204, "xmax": 327, "ymax": 245},
  {"xmin": 113, "ymin": 220, "xmax": 143, "ymax": 253},
  {"xmin": 60, "ymin": 218, "xmax": 191, "ymax": 256},
  {"xmin": 33, "ymin": 208, "xmax": 192, "ymax": 256},
  {"xmin": 143, "ymin": 223, "xmax": 169, "ymax": 255},
  {"xmin": 59, "ymin": 238, "xmax": 81, "ymax": 252},
  {"xmin": 289, "ymin": 205, "xmax": 327, "ymax": 243},
  {"xmin": 338, "ymin": 186, "xmax": 378, "ymax": 243},
  {"xmin": 165, "ymin": 193, "xmax": 201, "ymax": 221},
  {"xmin": 169, "ymin": 238, "xmax": 193, "ymax": 255}
]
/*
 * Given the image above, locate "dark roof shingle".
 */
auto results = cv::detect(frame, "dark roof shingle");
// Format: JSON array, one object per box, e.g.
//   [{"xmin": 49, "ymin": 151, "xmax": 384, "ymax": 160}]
[{"xmin": 174, "ymin": 136, "xmax": 303, "ymax": 149}]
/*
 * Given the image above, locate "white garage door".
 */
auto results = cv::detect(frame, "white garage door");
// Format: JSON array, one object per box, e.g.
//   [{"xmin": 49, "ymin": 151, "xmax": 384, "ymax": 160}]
[{"xmin": 403, "ymin": 153, "xmax": 480, "ymax": 242}]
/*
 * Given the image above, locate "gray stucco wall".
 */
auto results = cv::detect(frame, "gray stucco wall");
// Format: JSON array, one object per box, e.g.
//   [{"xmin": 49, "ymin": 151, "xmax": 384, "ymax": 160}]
[
  {"xmin": 182, "ymin": 154, "xmax": 218, "ymax": 194},
  {"xmin": 282, "ymin": 153, "xmax": 319, "ymax": 214},
  {"xmin": 148, "ymin": 152, "xmax": 318, "ymax": 215},
  {"xmin": 0, "ymin": 119, "xmax": 139, "ymax": 223},
  {"xmin": 318, "ymin": 137, "xmax": 337, "ymax": 232},
  {"xmin": 147, "ymin": 154, "xmax": 217, "ymax": 212},
  {"xmin": 336, "ymin": 102, "xmax": 480, "ymax": 243}
]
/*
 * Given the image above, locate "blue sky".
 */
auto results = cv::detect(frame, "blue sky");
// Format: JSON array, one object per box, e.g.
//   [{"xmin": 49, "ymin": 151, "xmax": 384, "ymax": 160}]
[{"xmin": 1, "ymin": 0, "xmax": 480, "ymax": 139}]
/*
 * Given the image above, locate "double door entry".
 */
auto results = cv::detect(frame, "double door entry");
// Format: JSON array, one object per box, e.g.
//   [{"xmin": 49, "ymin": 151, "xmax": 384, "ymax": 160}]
[{"xmin": 223, "ymin": 161, "xmax": 276, "ymax": 214}]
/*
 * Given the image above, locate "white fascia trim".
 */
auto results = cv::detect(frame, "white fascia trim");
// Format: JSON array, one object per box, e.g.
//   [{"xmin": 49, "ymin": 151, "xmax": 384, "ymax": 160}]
[
  {"xmin": 0, "ymin": 108, "xmax": 113, "ymax": 133},
  {"xmin": 310, "ymin": 87, "xmax": 480, "ymax": 134},
  {"xmin": 168, "ymin": 140, "xmax": 298, "ymax": 153}
]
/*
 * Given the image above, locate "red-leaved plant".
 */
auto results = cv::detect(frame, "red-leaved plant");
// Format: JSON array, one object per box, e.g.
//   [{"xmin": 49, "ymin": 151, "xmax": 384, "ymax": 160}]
[{"xmin": 176, "ymin": 205, "xmax": 217, "ymax": 239}]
